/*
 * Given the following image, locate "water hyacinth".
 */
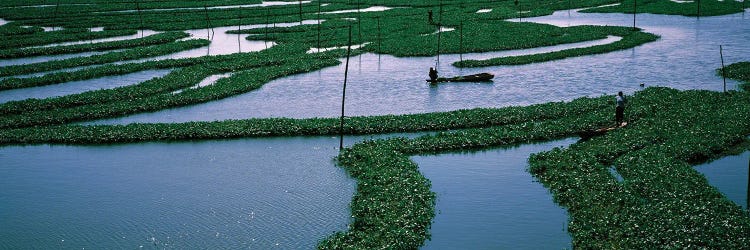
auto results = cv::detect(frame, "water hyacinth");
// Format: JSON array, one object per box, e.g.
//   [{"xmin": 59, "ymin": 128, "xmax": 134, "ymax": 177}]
[{"xmin": 0, "ymin": 31, "xmax": 190, "ymax": 59}]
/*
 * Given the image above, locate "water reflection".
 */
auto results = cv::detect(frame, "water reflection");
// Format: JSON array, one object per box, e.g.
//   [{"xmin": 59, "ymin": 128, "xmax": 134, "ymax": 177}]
[
  {"xmin": 413, "ymin": 138, "xmax": 576, "ymax": 249},
  {"xmin": 694, "ymin": 151, "xmax": 750, "ymax": 210}
]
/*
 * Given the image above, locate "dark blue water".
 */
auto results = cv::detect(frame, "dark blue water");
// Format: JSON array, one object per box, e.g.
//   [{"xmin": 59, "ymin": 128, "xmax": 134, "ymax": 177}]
[
  {"xmin": 694, "ymin": 151, "xmax": 750, "ymax": 210},
  {"xmin": 413, "ymin": 138, "xmax": 576, "ymax": 249},
  {"xmin": 0, "ymin": 137, "xmax": 356, "ymax": 249}
]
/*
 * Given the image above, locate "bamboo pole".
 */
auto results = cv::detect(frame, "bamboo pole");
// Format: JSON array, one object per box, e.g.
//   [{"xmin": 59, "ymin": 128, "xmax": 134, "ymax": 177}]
[
  {"xmin": 299, "ymin": 0, "xmax": 303, "ymax": 24},
  {"xmin": 317, "ymin": 0, "xmax": 321, "ymax": 53},
  {"xmin": 237, "ymin": 7, "xmax": 242, "ymax": 53},
  {"xmin": 204, "ymin": 6, "xmax": 214, "ymax": 40},
  {"xmin": 53, "ymin": 0, "xmax": 61, "ymax": 31},
  {"xmin": 136, "ymin": 0, "xmax": 144, "ymax": 38},
  {"xmin": 339, "ymin": 25, "xmax": 353, "ymax": 150},
  {"xmin": 265, "ymin": 9, "xmax": 270, "ymax": 49},
  {"xmin": 697, "ymin": 0, "xmax": 701, "ymax": 19},
  {"xmin": 357, "ymin": 0, "xmax": 362, "ymax": 43},
  {"xmin": 436, "ymin": 0, "xmax": 443, "ymax": 67},
  {"xmin": 633, "ymin": 0, "xmax": 637, "ymax": 30},
  {"xmin": 460, "ymin": 20, "xmax": 463, "ymax": 63},
  {"xmin": 720, "ymin": 45, "xmax": 727, "ymax": 92}
]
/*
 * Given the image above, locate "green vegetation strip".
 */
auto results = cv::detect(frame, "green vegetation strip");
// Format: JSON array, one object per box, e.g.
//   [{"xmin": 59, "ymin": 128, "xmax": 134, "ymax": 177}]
[
  {"xmin": 0, "ymin": 44, "xmax": 311, "ymax": 116},
  {"xmin": 455, "ymin": 27, "xmax": 659, "ymax": 67},
  {"xmin": 0, "ymin": 31, "xmax": 189, "ymax": 59},
  {"xmin": 529, "ymin": 88, "xmax": 750, "ymax": 248},
  {"xmin": 0, "ymin": 95, "xmax": 610, "ymax": 144},
  {"xmin": 0, "ymin": 42, "xmax": 322, "ymax": 91},
  {"xmin": 583, "ymin": 0, "xmax": 746, "ymax": 17},
  {"xmin": 723, "ymin": 62, "xmax": 750, "ymax": 91},
  {"xmin": 0, "ymin": 38, "xmax": 209, "ymax": 77},
  {"xmin": 319, "ymin": 87, "xmax": 750, "ymax": 248},
  {"xmin": 0, "ymin": 29, "xmax": 137, "ymax": 49}
]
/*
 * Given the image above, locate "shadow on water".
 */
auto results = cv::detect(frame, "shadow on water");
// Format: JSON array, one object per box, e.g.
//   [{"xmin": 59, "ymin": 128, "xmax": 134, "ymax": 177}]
[{"xmin": 412, "ymin": 138, "xmax": 577, "ymax": 249}]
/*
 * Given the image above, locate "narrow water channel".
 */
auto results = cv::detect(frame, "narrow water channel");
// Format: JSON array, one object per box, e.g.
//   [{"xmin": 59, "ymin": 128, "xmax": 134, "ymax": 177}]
[{"xmin": 413, "ymin": 138, "xmax": 576, "ymax": 249}]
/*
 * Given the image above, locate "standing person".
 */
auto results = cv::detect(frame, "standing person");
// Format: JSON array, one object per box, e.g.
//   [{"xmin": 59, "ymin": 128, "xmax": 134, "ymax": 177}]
[
  {"xmin": 429, "ymin": 67, "xmax": 438, "ymax": 82},
  {"xmin": 615, "ymin": 91, "xmax": 627, "ymax": 126}
]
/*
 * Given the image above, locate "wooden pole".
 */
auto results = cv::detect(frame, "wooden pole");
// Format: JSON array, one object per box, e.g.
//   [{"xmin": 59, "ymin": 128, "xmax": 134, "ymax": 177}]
[
  {"xmin": 357, "ymin": 0, "xmax": 362, "ymax": 43},
  {"xmin": 633, "ymin": 0, "xmax": 637, "ymax": 30},
  {"xmin": 746, "ymin": 156, "xmax": 749, "ymax": 211},
  {"xmin": 237, "ymin": 7, "xmax": 242, "ymax": 53},
  {"xmin": 204, "ymin": 6, "xmax": 213, "ymax": 40},
  {"xmin": 299, "ymin": 0, "xmax": 303, "ymax": 24},
  {"xmin": 377, "ymin": 17, "xmax": 381, "ymax": 54},
  {"xmin": 720, "ymin": 45, "xmax": 727, "ymax": 92},
  {"xmin": 136, "ymin": 0, "xmax": 143, "ymax": 38},
  {"xmin": 265, "ymin": 9, "xmax": 270, "ymax": 49},
  {"xmin": 339, "ymin": 25, "xmax": 353, "ymax": 150},
  {"xmin": 459, "ymin": 19, "xmax": 463, "ymax": 63},
  {"xmin": 697, "ymin": 0, "xmax": 701, "ymax": 19},
  {"xmin": 514, "ymin": 0, "xmax": 520, "ymax": 22},
  {"xmin": 53, "ymin": 0, "xmax": 61, "ymax": 31},
  {"xmin": 436, "ymin": 0, "xmax": 443, "ymax": 67},
  {"xmin": 317, "ymin": 0, "xmax": 321, "ymax": 53}
]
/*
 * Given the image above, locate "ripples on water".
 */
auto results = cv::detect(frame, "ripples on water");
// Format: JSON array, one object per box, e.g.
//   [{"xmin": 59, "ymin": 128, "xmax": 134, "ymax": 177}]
[{"xmin": 0, "ymin": 137, "xmax": 357, "ymax": 249}]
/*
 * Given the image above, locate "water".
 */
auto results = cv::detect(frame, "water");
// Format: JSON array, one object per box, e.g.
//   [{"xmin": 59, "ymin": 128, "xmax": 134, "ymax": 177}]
[
  {"xmin": 0, "ymin": 136, "xmax": 358, "ymax": 249},
  {"xmin": 694, "ymin": 151, "xmax": 750, "ymax": 210},
  {"xmin": 413, "ymin": 138, "xmax": 576, "ymax": 249},
  {"xmin": 30, "ymin": 30, "xmax": 161, "ymax": 49},
  {"xmin": 0, "ymin": 70, "xmax": 172, "ymax": 104},
  {"xmin": 87, "ymin": 10, "xmax": 748, "ymax": 125}
]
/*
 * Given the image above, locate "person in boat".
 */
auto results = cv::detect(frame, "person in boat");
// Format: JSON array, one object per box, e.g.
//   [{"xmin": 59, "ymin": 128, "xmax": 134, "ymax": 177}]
[
  {"xmin": 615, "ymin": 91, "xmax": 627, "ymax": 126},
  {"xmin": 429, "ymin": 67, "xmax": 438, "ymax": 82}
]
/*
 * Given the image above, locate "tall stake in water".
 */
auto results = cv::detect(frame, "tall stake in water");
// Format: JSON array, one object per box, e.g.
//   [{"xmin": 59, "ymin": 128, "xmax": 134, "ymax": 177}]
[
  {"xmin": 237, "ymin": 7, "xmax": 242, "ymax": 53},
  {"xmin": 633, "ymin": 0, "xmax": 637, "ymax": 30},
  {"xmin": 747, "ymin": 156, "xmax": 749, "ymax": 211},
  {"xmin": 436, "ymin": 0, "xmax": 443, "ymax": 67},
  {"xmin": 265, "ymin": 9, "xmax": 270, "ymax": 49},
  {"xmin": 53, "ymin": 0, "xmax": 61, "ymax": 31},
  {"xmin": 299, "ymin": 0, "xmax": 303, "ymax": 25},
  {"xmin": 136, "ymin": 0, "xmax": 144, "ymax": 38},
  {"xmin": 317, "ymin": 0, "xmax": 321, "ymax": 53},
  {"xmin": 515, "ymin": 0, "xmax": 521, "ymax": 22},
  {"xmin": 720, "ymin": 45, "xmax": 727, "ymax": 92},
  {"xmin": 339, "ymin": 25, "xmax": 353, "ymax": 150},
  {"xmin": 459, "ymin": 19, "xmax": 463, "ymax": 63},
  {"xmin": 204, "ymin": 6, "xmax": 214, "ymax": 40},
  {"xmin": 377, "ymin": 17, "xmax": 381, "ymax": 54},
  {"xmin": 357, "ymin": 0, "xmax": 362, "ymax": 43},
  {"xmin": 697, "ymin": 0, "xmax": 701, "ymax": 19}
]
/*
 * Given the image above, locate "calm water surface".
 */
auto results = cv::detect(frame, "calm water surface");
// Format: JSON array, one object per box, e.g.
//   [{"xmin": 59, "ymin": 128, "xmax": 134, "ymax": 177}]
[
  {"xmin": 695, "ymin": 151, "xmax": 750, "ymax": 210},
  {"xmin": 0, "ymin": 137, "xmax": 358, "ymax": 249},
  {"xmin": 413, "ymin": 138, "xmax": 575, "ymax": 249},
  {"xmin": 89, "ymin": 10, "xmax": 749, "ymax": 125}
]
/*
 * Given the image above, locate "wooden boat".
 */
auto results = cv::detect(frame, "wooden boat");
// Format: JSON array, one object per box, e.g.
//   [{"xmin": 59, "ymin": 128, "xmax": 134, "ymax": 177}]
[
  {"xmin": 426, "ymin": 72, "xmax": 494, "ymax": 83},
  {"xmin": 577, "ymin": 122, "xmax": 628, "ymax": 140}
]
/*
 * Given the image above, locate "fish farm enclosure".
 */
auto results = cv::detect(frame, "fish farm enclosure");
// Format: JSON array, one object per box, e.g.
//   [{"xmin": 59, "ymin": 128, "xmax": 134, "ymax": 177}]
[{"xmin": 0, "ymin": 0, "xmax": 749, "ymax": 249}]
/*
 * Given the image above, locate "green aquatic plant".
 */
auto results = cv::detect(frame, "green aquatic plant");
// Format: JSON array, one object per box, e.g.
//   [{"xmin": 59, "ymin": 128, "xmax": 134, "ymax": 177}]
[
  {"xmin": 583, "ymin": 0, "xmax": 746, "ymax": 17},
  {"xmin": 0, "ymin": 31, "xmax": 190, "ymax": 59},
  {"xmin": 454, "ymin": 26, "xmax": 659, "ymax": 67},
  {"xmin": 0, "ymin": 38, "xmax": 210, "ymax": 77},
  {"xmin": 0, "ymin": 28, "xmax": 137, "ymax": 49}
]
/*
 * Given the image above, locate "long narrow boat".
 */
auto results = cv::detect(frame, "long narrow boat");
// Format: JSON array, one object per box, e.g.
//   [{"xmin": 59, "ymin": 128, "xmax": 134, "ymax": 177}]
[
  {"xmin": 578, "ymin": 122, "xmax": 628, "ymax": 140},
  {"xmin": 426, "ymin": 72, "xmax": 494, "ymax": 84}
]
